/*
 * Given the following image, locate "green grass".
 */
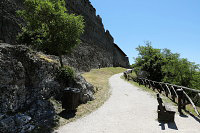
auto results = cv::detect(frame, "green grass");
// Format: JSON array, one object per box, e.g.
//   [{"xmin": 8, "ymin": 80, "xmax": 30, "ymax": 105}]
[
  {"xmin": 121, "ymin": 75, "xmax": 156, "ymax": 95},
  {"xmin": 185, "ymin": 104, "xmax": 200, "ymax": 117},
  {"xmin": 128, "ymin": 72, "xmax": 137, "ymax": 78},
  {"xmin": 57, "ymin": 67, "xmax": 126, "ymax": 127},
  {"xmin": 122, "ymin": 73, "xmax": 177, "ymax": 105}
]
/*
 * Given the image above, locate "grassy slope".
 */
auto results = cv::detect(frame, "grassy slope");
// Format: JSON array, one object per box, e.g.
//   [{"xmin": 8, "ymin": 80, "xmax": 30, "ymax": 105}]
[{"xmin": 58, "ymin": 67, "xmax": 126, "ymax": 126}]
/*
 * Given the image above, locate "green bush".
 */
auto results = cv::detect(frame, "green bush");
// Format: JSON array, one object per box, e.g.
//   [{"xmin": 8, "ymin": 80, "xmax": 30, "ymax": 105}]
[{"xmin": 57, "ymin": 66, "xmax": 75, "ymax": 83}]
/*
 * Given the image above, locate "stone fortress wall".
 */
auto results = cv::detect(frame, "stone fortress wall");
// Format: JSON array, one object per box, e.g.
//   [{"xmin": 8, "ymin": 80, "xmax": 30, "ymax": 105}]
[
  {"xmin": 65, "ymin": 0, "xmax": 130, "ymax": 70},
  {"xmin": 113, "ymin": 44, "xmax": 130, "ymax": 67},
  {"xmin": 0, "ymin": 0, "xmax": 130, "ymax": 71}
]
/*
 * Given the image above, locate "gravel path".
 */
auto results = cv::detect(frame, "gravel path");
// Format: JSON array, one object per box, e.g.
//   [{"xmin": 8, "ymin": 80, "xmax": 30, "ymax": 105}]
[{"xmin": 55, "ymin": 73, "xmax": 200, "ymax": 133}]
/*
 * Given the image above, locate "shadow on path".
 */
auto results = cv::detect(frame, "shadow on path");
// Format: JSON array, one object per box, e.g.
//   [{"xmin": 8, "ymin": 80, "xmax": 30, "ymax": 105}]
[
  {"xmin": 184, "ymin": 110, "xmax": 200, "ymax": 123},
  {"xmin": 58, "ymin": 110, "xmax": 76, "ymax": 119},
  {"xmin": 159, "ymin": 122, "xmax": 178, "ymax": 130},
  {"xmin": 179, "ymin": 113, "xmax": 188, "ymax": 118},
  {"xmin": 179, "ymin": 111, "xmax": 200, "ymax": 123}
]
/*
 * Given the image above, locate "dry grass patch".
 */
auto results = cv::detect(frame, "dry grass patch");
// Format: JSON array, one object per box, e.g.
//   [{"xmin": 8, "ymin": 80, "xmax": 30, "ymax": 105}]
[
  {"xmin": 121, "ymin": 75, "xmax": 155, "ymax": 94},
  {"xmin": 57, "ymin": 67, "xmax": 126, "ymax": 126},
  {"xmin": 37, "ymin": 53, "xmax": 58, "ymax": 64},
  {"xmin": 122, "ymin": 75, "xmax": 177, "ymax": 106}
]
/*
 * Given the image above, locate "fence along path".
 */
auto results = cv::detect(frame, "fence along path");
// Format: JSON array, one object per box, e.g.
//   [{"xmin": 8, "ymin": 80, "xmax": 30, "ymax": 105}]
[
  {"xmin": 56, "ymin": 73, "xmax": 200, "ymax": 133},
  {"xmin": 124, "ymin": 72, "xmax": 200, "ymax": 117}
]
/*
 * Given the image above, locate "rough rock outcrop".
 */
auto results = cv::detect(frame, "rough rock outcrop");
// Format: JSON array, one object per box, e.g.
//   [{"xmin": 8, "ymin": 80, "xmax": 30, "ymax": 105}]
[
  {"xmin": 0, "ymin": 0, "xmax": 24, "ymax": 44},
  {"xmin": 0, "ymin": 43, "xmax": 94, "ymax": 132},
  {"xmin": 0, "ymin": 0, "xmax": 130, "ymax": 71}
]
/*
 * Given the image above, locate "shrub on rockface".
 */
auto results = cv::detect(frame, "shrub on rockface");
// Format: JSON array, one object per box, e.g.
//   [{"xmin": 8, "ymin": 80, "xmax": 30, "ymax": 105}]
[{"xmin": 57, "ymin": 65, "xmax": 75, "ymax": 85}]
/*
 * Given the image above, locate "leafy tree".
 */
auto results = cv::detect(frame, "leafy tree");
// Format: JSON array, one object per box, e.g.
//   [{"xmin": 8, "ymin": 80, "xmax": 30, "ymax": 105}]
[
  {"xmin": 17, "ymin": 0, "xmax": 85, "ymax": 67},
  {"xmin": 161, "ymin": 49, "xmax": 199, "ymax": 88},
  {"xmin": 134, "ymin": 41, "xmax": 164, "ymax": 81},
  {"xmin": 161, "ymin": 49, "xmax": 180, "ymax": 84},
  {"xmin": 133, "ymin": 42, "xmax": 200, "ymax": 90},
  {"xmin": 191, "ymin": 70, "xmax": 200, "ymax": 90},
  {"xmin": 163, "ymin": 58, "xmax": 192, "ymax": 86}
]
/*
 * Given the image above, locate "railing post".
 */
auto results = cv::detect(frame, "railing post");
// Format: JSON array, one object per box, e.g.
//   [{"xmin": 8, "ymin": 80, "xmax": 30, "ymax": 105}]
[
  {"xmin": 148, "ymin": 81, "xmax": 151, "ymax": 88},
  {"xmin": 147, "ymin": 79, "xmax": 150, "ymax": 88},
  {"xmin": 172, "ymin": 94, "xmax": 176, "ymax": 103},
  {"xmin": 165, "ymin": 85, "xmax": 169, "ymax": 97},
  {"xmin": 138, "ymin": 79, "xmax": 141, "ymax": 86},
  {"xmin": 177, "ymin": 89, "xmax": 183, "ymax": 115},
  {"xmin": 152, "ymin": 82, "xmax": 155, "ymax": 91},
  {"xmin": 171, "ymin": 89, "xmax": 176, "ymax": 102},
  {"xmin": 166, "ymin": 92, "xmax": 168, "ymax": 97},
  {"xmin": 144, "ymin": 79, "xmax": 147, "ymax": 87},
  {"xmin": 182, "ymin": 95, "xmax": 186, "ymax": 110},
  {"xmin": 170, "ymin": 86, "xmax": 176, "ymax": 102},
  {"xmin": 142, "ymin": 79, "xmax": 145, "ymax": 85},
  {"xmin": 158, "ymin": 84, "xmax": 162, "ymax": 93},
  {"xmin": 123, "ymin": 72, "xmax": 125, "ymax": 79}
]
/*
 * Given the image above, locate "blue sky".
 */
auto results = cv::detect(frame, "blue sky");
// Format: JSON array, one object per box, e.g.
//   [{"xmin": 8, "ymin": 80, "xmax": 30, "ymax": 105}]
[{"xmin": 90, "ymin": 0, "xmax": 200, "ymax": 65}]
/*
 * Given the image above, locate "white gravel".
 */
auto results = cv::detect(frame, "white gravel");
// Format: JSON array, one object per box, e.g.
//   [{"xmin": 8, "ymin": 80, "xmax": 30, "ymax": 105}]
[{"xmin": 55, "ymin": 73, "xmax": 200, "ymax": 133}]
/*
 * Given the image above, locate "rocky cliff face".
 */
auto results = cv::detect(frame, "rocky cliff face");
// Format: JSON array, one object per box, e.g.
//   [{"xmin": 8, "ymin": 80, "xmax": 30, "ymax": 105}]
[
  {"xmin": 0, "ymin": 0, "xmax": 129, "ymax": 71},
  {"xmin": 0, "ymin": 43, "xmax": 94, "ymax": 132},
  {"xmin": 0, "ymin": 0, "xmax": 24, "ymax": 44}
]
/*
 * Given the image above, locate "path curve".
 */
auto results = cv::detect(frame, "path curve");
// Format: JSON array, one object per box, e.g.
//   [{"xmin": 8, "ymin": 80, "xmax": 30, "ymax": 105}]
[{"xmin": 55, "ymin": 73, "xmax": 200, "ymax": 133}]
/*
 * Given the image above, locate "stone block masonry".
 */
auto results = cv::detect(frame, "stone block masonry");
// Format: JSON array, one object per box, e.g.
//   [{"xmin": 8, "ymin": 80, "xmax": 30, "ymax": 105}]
[
  {"xmin": 0, "ymin": 0, "xmax": 130, "ymax": 71},
  {"xmin": 65, "ymin": 0, "xmax": 130, "ymax": 70},
  {"xmin": 113, "ymin": 44, "xmax": 130, "ymax": 67}
]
